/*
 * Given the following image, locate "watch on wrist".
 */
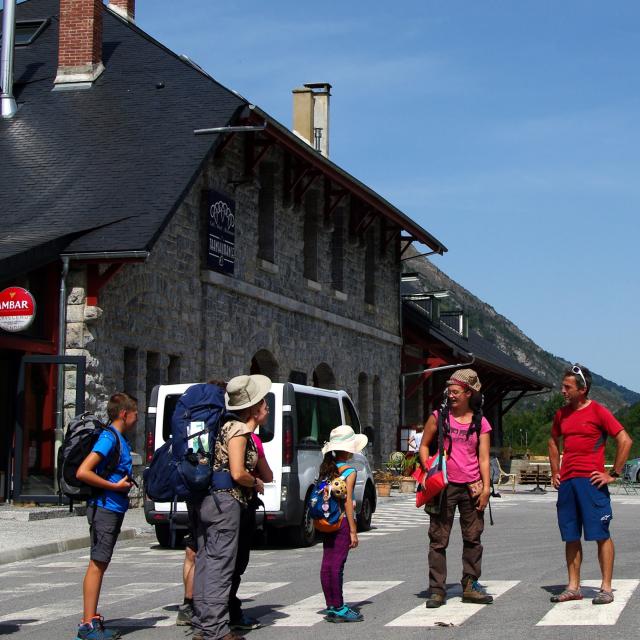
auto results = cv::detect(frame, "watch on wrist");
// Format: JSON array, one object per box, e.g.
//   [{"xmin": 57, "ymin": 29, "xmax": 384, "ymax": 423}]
[{"xmin": 609, "ymin": 469, "xmax": 620, "ymax": 478}]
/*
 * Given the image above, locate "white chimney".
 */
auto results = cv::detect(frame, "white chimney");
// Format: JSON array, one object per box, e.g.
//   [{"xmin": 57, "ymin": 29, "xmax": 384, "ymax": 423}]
[{"xmin": 292, "ymin": 82, "xmax": 331, "ymax": 158}]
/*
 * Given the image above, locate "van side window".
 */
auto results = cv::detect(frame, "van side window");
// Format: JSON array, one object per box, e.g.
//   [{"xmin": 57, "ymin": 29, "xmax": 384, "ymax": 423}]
[
  {"xmin": 295, "ymin": 392, "xmax": 341, "ymax": 447},
  {"xmin": 255, "ymin": 392, "xmax": 275, "ymax": 443},
  {"xmin": 343, "ymin": 398, "xmax": 362, "ymax": 433}
]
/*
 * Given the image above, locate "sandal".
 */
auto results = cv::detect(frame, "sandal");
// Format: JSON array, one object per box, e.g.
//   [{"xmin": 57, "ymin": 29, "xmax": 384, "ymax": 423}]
[
  {"xmin": 592, "ymin": 590, "xmax": 614, "ymax": 605},
  {"xmin": 550, "ymin": 588, "xmax": 583, "ymax": 603}
]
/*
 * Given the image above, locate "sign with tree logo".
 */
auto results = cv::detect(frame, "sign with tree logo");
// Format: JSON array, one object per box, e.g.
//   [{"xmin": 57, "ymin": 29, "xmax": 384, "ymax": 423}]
[{"xmin": 206, "ymin": 191, "xmax": 235, "ymax": 276}]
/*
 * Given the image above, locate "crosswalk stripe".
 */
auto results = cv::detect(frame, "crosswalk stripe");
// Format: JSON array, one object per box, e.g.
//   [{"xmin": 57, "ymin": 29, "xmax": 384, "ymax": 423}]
[
  {"xmin": 261, "ymin": 580, "xmax": 402, "ymax": 627},
  {"xmin": 110, "ymin": 581, "xmax": 290, "ymax": 628},
  {"xmin": 536, "ymin": 580, "xmax": 639, "ymax": 626},
  {"xmin": 0, "ymin": 583, "xmax": 180, "ymax": 628},
  {"xmin": 386, "ymin": 580, "xmax": 519, "ymax": 627},
  {"xmin": 0, "ymin": 582, "xmax": 74, "ymax": 596}
]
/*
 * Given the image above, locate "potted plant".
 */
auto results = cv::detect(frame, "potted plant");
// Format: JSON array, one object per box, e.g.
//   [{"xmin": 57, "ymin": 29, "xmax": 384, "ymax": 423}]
[
  {"xmin": 373, "ymin": 469, "xmax": 394, "ymax": 497},
  {"xmin": 399, "ymin": 453, "xmax": 419, "ymax": 493}
]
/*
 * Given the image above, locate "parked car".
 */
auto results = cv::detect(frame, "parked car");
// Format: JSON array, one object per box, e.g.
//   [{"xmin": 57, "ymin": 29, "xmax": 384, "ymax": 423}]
[
  {"xmin": 143, "ymin": 381, "xmax": 377, "ymax": 547},
  {"xmin": 623, "ymin": 458, "xmax": 640, "ymax": 483}
]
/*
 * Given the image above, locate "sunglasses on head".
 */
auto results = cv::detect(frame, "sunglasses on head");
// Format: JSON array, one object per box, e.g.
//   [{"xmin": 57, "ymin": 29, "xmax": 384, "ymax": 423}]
[{"xmin": 571, "ymin": 365, "xmax": 588, "ymax": 389}]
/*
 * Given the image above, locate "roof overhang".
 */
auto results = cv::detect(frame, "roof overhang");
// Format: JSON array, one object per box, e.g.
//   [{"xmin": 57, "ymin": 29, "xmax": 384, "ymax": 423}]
[{"xmin": 245, "ymin": 105, "xmax": 447, "ymax": 256}]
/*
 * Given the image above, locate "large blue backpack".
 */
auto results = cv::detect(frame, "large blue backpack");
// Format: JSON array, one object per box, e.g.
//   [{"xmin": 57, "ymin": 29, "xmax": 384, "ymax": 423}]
[{"xmin": 143, "ymin": 383, "xmax": 232, "ymax": 503}]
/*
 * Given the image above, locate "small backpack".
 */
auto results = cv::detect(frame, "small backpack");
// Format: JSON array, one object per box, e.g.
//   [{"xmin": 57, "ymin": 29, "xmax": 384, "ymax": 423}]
[
  {"xmin": 57, "ymin": 413, "xmax": 121, "ymax": 505},
  {"xmin": 143, "ymin": 383, "xmax": 234, "ymax": 503},
  {"xmin": 308, "ymin": 467, "xmax": 354, "ymax": 533}
]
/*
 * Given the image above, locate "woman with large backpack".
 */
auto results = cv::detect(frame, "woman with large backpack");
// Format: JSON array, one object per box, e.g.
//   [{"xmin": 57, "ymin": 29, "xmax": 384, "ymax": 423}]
[
  {"xmin": 316, "ymin": 425, "xmax": 368, "ymax": 623},
  {"xmin": 192, "ymin": 374, "xmax": 271, "ymax": 640},
  {"xmin": 419, "ymin": 369, "xmax": 494, "ymax": 608}
]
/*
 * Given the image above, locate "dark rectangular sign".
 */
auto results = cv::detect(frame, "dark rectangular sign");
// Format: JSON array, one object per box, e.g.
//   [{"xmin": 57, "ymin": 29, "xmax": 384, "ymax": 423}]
[{"xmin": 206, "ymin": 190, "xmax": 235, "ymax": 275}]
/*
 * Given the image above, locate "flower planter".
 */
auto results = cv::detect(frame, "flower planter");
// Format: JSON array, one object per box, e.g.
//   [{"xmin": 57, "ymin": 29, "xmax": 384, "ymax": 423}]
[
  {"xmin": 400, "ymin": 478, "xmax": 417, "ymax": 493},
  {"xmin": 375, "ymin": 481, "xmax": 392, "ymax": 497}
]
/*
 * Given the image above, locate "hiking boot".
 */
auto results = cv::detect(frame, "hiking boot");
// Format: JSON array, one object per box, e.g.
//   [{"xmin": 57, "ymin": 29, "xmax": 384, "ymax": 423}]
[
  {"xmin": 461, "ymin": 576, "xmax": 493, "ymax": 604},
  {"xmin": 230, "ymin": 613, "xmax": 262, "ymax": 630},
  {"xmin": 75, "ymin": 616, "xmax": 121, "ymax": 640},
  {"xmin": 176, "ymin": 602, "xmax": 193, "ymax": 626},
  {"xmin": 193, "ymin": 631, "xmax": 245, "ymax": 640},
  {"xmin": 325, "ymin": 605, "xmax": 363, "ymax": 623},
  {"xmin": 425, "ymin": 593, "xmax": 446, "ymax": 608}
]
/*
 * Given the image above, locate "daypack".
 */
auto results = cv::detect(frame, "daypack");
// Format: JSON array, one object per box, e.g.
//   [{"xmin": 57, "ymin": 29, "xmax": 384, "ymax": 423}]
[
  {"xmin": 143, "ymin": 383, "xmax": 232, "ymax": 503},
  {"xmin": 308, "ymin": 467, "xmax": 353, "ymax": 533},
  {"xmin": 57, "ymin": 412, "xmax": 121, "ymax": 504}
]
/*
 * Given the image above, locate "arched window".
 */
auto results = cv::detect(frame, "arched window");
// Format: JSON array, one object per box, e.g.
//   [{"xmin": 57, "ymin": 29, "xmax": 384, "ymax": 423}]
[
  {"xmin": 257, "ymin": 164, "xmax": 276, "ymax": 263},
  {"xmin": 364, "ymin": 228, "xmax": 376, "ymax": 304},
  {"xmin": 358, "ymin": 372, "xmax": 369, "ymax": 425},
  {"xmin": 250, "ymin": 349, "xmax": 280, "ymax": 382},
  {"xmin": 303, "ymin": 192, "xmax": 318, "ymax": 281},
  {"xmin": 331, "ymin": 207, "xmax": 344, "ymax": 291},
  {"xmin": 312, "ymin": 362, "xmax": 336, "ymax": 390}
]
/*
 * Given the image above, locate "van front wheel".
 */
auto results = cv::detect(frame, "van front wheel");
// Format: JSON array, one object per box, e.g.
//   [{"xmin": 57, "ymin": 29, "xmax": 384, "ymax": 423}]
[{"xmin": 288, "ymin": 502, "xmax": 316, "ymax": 547}]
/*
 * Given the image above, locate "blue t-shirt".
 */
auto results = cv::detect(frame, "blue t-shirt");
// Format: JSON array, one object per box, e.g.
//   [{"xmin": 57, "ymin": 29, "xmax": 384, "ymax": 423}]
[{"xmin": 89, "ymin": 428, "xmax": 132, "ymax": 514}]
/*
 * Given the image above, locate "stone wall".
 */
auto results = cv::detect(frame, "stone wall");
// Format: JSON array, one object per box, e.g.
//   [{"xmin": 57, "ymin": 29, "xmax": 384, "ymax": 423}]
[{"xmin": 63, "ymin": 135, "xmax": 404, "ymax": 468}]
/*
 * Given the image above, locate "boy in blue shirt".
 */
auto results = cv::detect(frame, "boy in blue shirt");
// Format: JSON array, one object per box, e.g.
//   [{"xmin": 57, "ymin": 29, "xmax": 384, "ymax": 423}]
[{"xmin": 75, "ymin": 392, "xmax": 137, "ymax": 640}]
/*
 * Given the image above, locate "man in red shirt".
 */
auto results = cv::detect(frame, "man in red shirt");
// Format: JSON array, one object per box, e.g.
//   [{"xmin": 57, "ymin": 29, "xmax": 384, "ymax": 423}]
[{"xmin": 548, "ymin": 364, "xmax": 632, "ymax": 605}]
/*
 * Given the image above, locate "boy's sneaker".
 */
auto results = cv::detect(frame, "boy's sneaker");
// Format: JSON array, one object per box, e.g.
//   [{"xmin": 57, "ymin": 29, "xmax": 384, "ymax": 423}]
[
  {"xmin": 75, "ymin": 616, "xmax": 121, "ymax": 639},
  {"xmin": 461, "ymin": 576, "xmax": 493, "ymax": 605},
  {"xmin": 230, "ymin": 612, "xmax": 262, "ymax": 630},
  {"xmin": 325, "ymin": 605, "xmax": 363, "ymax": 623},
  {"xmin": 176, "ymin": 602, "xmax": 193, "ymax": 626}
]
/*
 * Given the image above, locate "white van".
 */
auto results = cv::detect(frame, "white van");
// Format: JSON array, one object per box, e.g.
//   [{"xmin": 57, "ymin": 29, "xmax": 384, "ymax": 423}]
[{"xmin": 143, "ymin": 382, "xmax": 377, "ymax": 547}]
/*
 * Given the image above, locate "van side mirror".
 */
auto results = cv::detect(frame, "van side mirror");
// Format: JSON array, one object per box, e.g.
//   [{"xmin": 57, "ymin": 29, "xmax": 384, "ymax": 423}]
[{"xmin": 363, "ymin": 426, "xmax": 374, "ymax": 445}]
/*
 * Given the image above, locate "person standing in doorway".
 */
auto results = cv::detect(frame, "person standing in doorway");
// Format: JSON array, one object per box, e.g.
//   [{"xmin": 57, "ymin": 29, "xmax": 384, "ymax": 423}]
[
  {"xmin": 419, "ymin": 369, "xmax": 493, "ymax": 608},
  {"xmin": 548, "ymin": 364, "xmax": 632, "ymax": 605}
]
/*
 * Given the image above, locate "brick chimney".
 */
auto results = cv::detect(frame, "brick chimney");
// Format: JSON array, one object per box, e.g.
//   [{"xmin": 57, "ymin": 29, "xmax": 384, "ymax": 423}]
[
  {"xmin": 54, "ymin": 0, "xmax": 104, "ymax": 85},
  {"xmin": 292, "ymin": 83, "xmax": 331, "ymax": 158},
  {"xmin": 107, "ymin": 0, "xmax": 135, "ymax": 22}
]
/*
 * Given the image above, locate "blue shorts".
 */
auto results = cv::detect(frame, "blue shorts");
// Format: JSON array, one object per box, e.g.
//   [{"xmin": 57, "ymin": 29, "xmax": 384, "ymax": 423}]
[{"xmin": 556, "ymin": 477, "xmax": 612, "ymax": 542}]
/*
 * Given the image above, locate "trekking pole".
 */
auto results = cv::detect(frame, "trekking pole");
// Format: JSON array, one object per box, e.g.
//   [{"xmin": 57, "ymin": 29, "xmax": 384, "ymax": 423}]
[{"xmin": 488, "ymin": 497, "xmax": 494, "ymax": 526}]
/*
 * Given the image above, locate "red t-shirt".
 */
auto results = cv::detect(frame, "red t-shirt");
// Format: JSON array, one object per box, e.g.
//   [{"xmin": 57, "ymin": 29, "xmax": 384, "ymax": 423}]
[{"xmin": 551, "ymin": 400, "xmax": 623, "ymax": 480}]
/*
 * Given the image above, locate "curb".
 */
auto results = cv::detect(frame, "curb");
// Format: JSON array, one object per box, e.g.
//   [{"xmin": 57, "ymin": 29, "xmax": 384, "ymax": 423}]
[{"xmin": 0, "ymin": 526, "xmax": 150, "ymax": 566}]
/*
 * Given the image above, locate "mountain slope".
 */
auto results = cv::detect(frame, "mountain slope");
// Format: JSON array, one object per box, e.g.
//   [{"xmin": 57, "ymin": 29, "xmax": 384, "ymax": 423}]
[{"xmin": 406, "ymin": 248, "xmax": 639, "ymax": 412}]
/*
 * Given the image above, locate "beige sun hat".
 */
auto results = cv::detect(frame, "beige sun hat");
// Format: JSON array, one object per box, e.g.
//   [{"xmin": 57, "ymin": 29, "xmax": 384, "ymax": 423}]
[
  {"xmin": 225, "ymin": 374, "xmax": 272, "ymax": 411},
  {"xmin": 321, "ymin": 425, "xmax": 369, "ymax": 456},
  {"xmin": 446, "ymin": 368, "xmax": 481, "ymax": 392}
]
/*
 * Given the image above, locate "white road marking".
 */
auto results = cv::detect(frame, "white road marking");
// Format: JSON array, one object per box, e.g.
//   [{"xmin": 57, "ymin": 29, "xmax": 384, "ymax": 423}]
[
  {"xmin": 0, "ymin": 582, "xmax": 74, "ymax": 596},
  {"xmin": 386, "ymin": 580, "xmax": 519, "ymax": 627},
  {"xmin": 537, "ymin": 579, "xmax": 639, "ymax": 626},
  {"xmin": 262, "ymin": 580, "xmax": 402, "ymax": 627},
  {"xmin": 0, "ymin": 583, "xmax": 180, "ymax": 628}
]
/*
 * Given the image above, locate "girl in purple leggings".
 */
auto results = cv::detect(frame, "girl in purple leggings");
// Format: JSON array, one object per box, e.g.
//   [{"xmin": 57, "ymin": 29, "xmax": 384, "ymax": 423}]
[{"xmin": 318, "ymin": 425, "xmax": 368, "ymax": 623}]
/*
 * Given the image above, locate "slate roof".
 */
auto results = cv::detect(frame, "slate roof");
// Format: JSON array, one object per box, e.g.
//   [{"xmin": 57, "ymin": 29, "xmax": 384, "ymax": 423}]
[
  {"xmin": 0, "ymin": 0, "xmax": 446, "ymax": 279},
  {"xmin": 403, "ymin": 300, "xmax": 552, "ymax": 390}
]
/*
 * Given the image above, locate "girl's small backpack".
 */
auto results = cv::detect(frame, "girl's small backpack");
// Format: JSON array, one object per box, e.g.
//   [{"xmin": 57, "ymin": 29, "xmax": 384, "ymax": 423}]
[{"xmin": 308, "ymin": 469, "xmax": 352, "ymax": 533}]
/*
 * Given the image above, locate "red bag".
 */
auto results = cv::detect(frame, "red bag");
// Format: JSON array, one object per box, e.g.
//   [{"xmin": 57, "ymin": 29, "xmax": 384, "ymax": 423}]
[{"xmin": 413, "ymin": 453, "xmax": 448, "ymax": 508}]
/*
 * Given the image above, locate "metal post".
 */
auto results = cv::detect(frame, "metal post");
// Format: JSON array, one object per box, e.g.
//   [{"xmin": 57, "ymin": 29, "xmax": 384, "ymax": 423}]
[{"xmin": 0, "ymin": 0, "xmax": 18, "ymax": 119}]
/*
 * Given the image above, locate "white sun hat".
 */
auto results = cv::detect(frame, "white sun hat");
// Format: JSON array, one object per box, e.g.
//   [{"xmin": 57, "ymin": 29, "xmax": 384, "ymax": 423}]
[{"xmin": 321, "ymin": 425, "xmax": 369, "ymax": 455}]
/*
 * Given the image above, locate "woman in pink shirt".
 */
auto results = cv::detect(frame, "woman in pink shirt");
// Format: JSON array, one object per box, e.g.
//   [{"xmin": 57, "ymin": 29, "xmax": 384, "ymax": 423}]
[{"xmin": 418, "ymin": 369, "xmax": 493, "ymax": 609}]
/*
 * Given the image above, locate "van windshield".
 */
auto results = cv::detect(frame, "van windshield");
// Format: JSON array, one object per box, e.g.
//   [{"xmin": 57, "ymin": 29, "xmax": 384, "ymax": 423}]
[
  {"xmin": 295, "ymin": 392, "xmax": 341, "ymax": 446},
  {"xmin": 162, "ymin": 391, "xmax": 275, "ymax": 443}
]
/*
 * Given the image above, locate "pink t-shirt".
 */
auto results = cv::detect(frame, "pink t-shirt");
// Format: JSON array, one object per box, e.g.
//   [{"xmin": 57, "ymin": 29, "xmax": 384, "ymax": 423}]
[
  {"xmin": 251, "ymin": 433, "xmax": 265, "ymax": 460},
  {"xmin": 433, "ymin": 411, "xmax": 492, "ymax": 483}
]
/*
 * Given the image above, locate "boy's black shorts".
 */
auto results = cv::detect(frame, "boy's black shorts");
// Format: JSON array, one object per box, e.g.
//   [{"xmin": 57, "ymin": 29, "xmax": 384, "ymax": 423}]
[
  {"xmin": 87, "ymin": 505, "xmax": 125, "ymax": 564},
  {"xmin": 185, "ymin": 501, "xmax": 198, "ymax": 552}
]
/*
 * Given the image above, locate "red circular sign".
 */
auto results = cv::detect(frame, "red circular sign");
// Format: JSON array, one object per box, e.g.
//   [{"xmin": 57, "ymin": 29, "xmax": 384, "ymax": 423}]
[{"xmin": 0, "ymin": 287, "xmax": 37, "ymax": 333}]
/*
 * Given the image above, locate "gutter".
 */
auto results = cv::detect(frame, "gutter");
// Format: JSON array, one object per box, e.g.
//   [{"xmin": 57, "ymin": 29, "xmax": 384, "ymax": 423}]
[{"xmin": 60, "ymin": 250, "xmax": 150, "ymax": 261}]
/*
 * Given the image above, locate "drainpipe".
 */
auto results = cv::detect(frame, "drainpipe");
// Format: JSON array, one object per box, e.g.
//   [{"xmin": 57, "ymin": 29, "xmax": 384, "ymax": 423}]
[
  {"xmin": 0, "ymin": 0, "xmax": 18, "ymax": 119},
  {"xmin": 54, "ymin": 257, "xmax": 70, "ymax": 495}
]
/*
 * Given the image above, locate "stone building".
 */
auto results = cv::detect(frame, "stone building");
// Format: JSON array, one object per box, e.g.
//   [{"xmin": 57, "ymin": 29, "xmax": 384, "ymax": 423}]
[{"xmin": 0, "ymin": 0, "xmax": 446, "ymax": 501}]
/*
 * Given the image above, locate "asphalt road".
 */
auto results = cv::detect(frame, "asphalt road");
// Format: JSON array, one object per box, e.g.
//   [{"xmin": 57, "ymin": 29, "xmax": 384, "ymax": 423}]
[{"xmin": 1, "ymin": 490, "xmax": 639, "ymax": 640}]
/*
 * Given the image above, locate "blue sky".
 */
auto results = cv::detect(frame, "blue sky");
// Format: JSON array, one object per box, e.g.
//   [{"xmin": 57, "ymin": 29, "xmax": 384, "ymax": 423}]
[{"xmin": 133, "ymin": 0, "xmax": 639, "ymax": 392}]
